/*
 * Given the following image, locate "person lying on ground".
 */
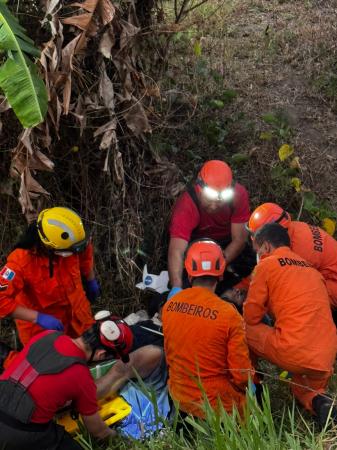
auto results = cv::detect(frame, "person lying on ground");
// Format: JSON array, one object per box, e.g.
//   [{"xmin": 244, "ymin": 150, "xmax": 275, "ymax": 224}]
[
  {"xmin": 243, "ymin": 223, "xmax": 337, "ymax": 428},
  {"xmin": 123, "ymin": 293, "xmax": 167, "ymax": 351},
  {"xmin": 0, "ymin": 206, "xmax": 100, "ymax": 370},
  {"xmin": 163, "ymin": 239, "xmax": 253, "ymax": 419},
  {"xmin": 168, "ymin": 160, "xmax": 255, "ymax": 298},
  {"xmin": 0, "ymin": 312, "xmax": 162, "ymax": 450},
  {"xmin": 247, "ymin": 202, "xmax": 337, "ymax": 309}
]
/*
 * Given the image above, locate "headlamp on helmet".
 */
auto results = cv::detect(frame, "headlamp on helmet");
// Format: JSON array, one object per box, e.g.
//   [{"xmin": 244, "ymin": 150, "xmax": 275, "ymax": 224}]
[{"xmin": 198, "ymin": 179, "xmax": 234, "ymax": 203}]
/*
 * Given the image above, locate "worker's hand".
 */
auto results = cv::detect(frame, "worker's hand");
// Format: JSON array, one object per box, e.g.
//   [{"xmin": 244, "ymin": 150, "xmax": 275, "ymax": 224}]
[
  {"xmin": 84, "ymin": 278, "xmax": 101, "ymax": 303},
  {"xmin": 168, "ymin": 286, "xmax": 182, "ymax": 300},
  {"xmin": 36, "ymin": 313, "xmax": 64, "ymax": 331}
]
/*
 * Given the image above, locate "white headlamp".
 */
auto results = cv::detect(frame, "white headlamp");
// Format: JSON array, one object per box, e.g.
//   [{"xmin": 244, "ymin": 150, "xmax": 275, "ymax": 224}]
[{"xmin": 203, "ymin": 186, "xmax": 234, "ymax": 202}]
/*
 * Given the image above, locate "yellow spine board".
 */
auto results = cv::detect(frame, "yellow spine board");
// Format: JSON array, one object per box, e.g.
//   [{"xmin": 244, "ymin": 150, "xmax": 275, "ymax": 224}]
[{"xmin": 57, "ymin": 395, "xmax": 131, "ymax": 434}]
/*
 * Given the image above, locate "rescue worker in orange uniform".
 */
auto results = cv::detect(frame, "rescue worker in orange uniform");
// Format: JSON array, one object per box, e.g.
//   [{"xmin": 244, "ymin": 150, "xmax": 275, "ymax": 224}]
[
  {"xmin": 0, "ymin": 207, "xmax": 100, "ymax": 370},
  {"xmin": 247, "ymin": 202, "xmax": 337, "ymax": 307},
  {"xmin": 243, "ymin": 223, "xmax": 337, "ymax": 427},
  {"xmin": 162, "ymin": 240, "xmax": 253, "ymax": 418}
]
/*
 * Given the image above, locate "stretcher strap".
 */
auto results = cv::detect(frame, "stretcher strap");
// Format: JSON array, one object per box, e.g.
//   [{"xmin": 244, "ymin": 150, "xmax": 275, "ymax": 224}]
[{"xmin": 10, "ymin": 359, "xmax": 30, "ymax": 383}]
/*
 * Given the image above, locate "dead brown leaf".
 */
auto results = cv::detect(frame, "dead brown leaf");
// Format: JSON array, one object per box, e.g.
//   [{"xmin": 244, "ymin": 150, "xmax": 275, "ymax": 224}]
[
  {"xmin": 29, "ymin": 150, "xmax": 55, "ymax": 172},
  {"xmin": 94, "ymin": 119, "xmax": 117, "ymax": 150},
  {"xmin": 123, "ymin": 96, "xmax": 151, "ymax": 135},
  {"xmin": 113, "ymin": 150, "xmax": 124, "ymax": 184},
  {"xmin": 62, "ymin": 12, "xmax": 93, "ymax": 31},
  {"xmin": 99, "ymin": 29, "xmax": 115, "ymax": 58},
  {"xmin": 94, "ymin": 120, "xmax": 117, "ymax": 137},
  {"xmin": 119, "ymin": 19, "xmax": 140, "ymax": 50},
  {"xmin": 98, "ymin": 0, "xmax": 116, "ymax": 26},
  {"xmin": 61, "ymin": 34, "xmax": 82, "ymax": 114},
  {"xmin": 100, "ymin": 128, "xmax": 117, "ymax": 151},
  {"xmin": 99, "ymin": 67, "xmax": 115, "ymax": 112},
  {"xmin": 69, "ymin": 0, "xmax": 98, "ymax": 12},
  {"xmin": 18, "ymin": 168, "xmax": 50, "ymax": 217}
]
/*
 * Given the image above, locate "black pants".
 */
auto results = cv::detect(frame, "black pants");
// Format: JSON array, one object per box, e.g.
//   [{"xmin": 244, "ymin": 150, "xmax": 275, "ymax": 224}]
[
  {"xmin": 0, "ymin": 419, "xmax": 82, "ymax": 450},
  {"xmin": 183, "ymin": 239, "xmax": 256, "ymax": 294}
]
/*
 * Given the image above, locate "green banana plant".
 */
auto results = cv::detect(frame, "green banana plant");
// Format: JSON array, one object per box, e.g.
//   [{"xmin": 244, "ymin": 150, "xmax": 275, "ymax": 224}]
[{"xmin": 0, "ymin": 0, "xmax": 48, "ymax": 128}]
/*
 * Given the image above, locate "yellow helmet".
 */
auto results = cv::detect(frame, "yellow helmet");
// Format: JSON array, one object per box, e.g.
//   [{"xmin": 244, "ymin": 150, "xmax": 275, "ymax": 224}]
[{"xmin": 37, "ymin": 207, "xmax": 87, "ymax": 252}]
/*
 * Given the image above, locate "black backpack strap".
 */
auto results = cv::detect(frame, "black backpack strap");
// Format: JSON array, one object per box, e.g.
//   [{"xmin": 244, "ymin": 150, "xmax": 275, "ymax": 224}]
[
  {"xmin": 0, "ymin": 332, "xmax": 87, "ymax": 424},
  {"xmin": 186, "ymin": 183, "xmax": 200, "ymax": 210},
  {"xmin": 26, "ymin": 332, "xmax": 86, "ymax": 375}
]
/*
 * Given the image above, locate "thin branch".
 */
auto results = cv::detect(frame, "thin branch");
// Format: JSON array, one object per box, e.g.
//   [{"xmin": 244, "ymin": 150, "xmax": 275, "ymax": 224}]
[{"xmin": 175, "ymin": 0, "xmax": 189, "ymax": 23}]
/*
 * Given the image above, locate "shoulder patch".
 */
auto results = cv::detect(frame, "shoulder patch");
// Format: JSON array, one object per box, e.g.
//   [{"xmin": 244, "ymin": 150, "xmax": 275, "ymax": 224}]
[{"xmin": 0, "ymin": 267, "xmax": 15, "ymax": 281}]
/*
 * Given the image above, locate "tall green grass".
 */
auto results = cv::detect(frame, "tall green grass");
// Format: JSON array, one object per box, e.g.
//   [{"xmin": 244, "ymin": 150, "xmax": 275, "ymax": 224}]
[{"xmin": 75, "ymin": 386, "xmax": 337, "ymax": 450}]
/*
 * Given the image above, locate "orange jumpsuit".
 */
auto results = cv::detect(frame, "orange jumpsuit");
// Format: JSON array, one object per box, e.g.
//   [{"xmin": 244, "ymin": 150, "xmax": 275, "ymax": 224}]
[
  {"xmin": 243, "ymin": 246, "xmax": 337, "ymax": 412},
  {"xmin": 287, "ymin": 221, "xmax": 337, "ymax": 307},
  {"xmin": 162, "ymin": 286, "xmax": 253, "ymax": 418},
  {"xmin": 0, "ymin": 244, "xmax": 94, "ymax": 353}
]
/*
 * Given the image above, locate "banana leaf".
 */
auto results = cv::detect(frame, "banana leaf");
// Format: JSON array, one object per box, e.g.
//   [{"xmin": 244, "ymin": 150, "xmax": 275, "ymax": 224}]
[{"xmin": 0, "ymin": 0, "xmax": 48, "ymax": 128}]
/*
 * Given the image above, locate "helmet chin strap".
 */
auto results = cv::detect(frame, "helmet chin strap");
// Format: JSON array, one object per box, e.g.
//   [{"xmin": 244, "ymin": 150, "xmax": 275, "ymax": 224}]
[{"xmin": 88, "ymin": 347, "xmax": 96, "ymax": 365}]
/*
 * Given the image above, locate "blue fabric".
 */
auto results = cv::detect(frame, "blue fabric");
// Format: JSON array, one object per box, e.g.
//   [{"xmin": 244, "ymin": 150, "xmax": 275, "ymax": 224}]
[
  {"xmin": 167, "ymin": 287, "xmax": 182, "ymax": 300},
  {"xmin": 118, "ymin": 351, "xmax": 170, "ymax": 440},
  {"xmin": 118, "ymin": 384, "xmax": 170, "ymax": 440}
]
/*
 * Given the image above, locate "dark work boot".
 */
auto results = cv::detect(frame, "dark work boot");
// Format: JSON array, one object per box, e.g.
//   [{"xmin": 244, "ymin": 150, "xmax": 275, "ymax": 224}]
[
  {"xmin": 0, "ymin": 341, "xmax": 11, "ymax": 374},
  {"xmin": 312, "ymin": 394, "xmax": 337, "ymax": 429}
]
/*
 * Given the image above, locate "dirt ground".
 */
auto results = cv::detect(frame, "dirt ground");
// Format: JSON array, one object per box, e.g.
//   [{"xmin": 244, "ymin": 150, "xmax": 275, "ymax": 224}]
[{"xmin": 161, "ymin": 0, "xmax": 337, "ymax": 217}]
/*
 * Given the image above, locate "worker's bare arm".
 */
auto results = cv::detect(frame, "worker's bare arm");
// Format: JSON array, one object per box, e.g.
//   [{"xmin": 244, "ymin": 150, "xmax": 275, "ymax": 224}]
[
  {"xmin": 82, "ymin": 412, "xmax": 115, "ymax": 439},
  {"xmin": 168, "ymin": 238, "xmax": 188, "ymax": 287},
  {"xmin": 96, "ymin": 345, "xmax": 162, "ymax": 399},
  {"xmin": 223, "ymin": 223, "xmax": 248, "ymax": 264},
  {"xmin": 10, "ymin": 306, "xmax": 38, "ymax": 323}
]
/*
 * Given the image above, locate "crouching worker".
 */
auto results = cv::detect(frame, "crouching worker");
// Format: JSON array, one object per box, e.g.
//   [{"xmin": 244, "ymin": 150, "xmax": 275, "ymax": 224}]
[
  {"xmin": 163, "ymin": 240, "xmax": 253, "ymax": 418},
  {"xmin": 0, "ymin": 314, "xmax": 134, "ymax": 450},
  {"xmin": 0, "ymin": 206, "xmax": 98, "ymax": 371},
  {"xmin": 244, "ymin": 223, "xmax": 337, "ymax": 427}
]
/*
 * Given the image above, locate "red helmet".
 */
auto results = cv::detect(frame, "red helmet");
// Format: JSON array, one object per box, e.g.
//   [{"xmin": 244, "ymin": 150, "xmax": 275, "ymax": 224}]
[
  {"xmin": 94, "ymin": 311, "xmax": 133, "ymax": 363},
  {"xmin": 247, "ymin": 203, "xmax": 291, "ymax": 234},
  {"xmin": 196, "ymin": 160, "xmax": 234, "ymax": 202},
  {"xmin": 185, "ymin": 240, "xmax": 226, "ymax": 278}
]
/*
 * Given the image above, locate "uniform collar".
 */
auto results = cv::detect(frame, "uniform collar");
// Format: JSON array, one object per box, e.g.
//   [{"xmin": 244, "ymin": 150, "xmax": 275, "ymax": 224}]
[{"xmin": 269, "ymin": 246, "xmax": 291, "ymax": 256}]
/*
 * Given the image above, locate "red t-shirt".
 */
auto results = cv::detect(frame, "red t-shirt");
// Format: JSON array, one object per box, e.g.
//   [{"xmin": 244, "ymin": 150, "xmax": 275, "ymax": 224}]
[
  {"xmin": 169, "ymin": 183, "xmax": 250, "ymax": 241},
  {"xmin": 0, "ymin": 331, "xmax": 98, "ymax": 423}
]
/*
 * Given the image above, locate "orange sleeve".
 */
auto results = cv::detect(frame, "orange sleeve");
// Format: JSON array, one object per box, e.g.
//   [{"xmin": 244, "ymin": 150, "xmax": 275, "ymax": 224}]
[
  {"xmin": 226, "ymin": 309, "xmax": 253, "ymax": 389},
  {"xmin": 79, "ymin": 241, "xmax": 94, "ymax": 279},
  {"xmin": 243, "ymin": 262, "xmax": 269, "ymax": 325},
  {"xmin": 0, "ymin": 252, "xmax": 25, "ymax": 318}
]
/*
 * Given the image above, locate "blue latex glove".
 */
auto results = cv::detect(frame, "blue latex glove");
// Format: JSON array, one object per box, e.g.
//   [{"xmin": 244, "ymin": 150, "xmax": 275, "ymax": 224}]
[
  {"xmin": 84, "ymin": 278, "xmax": 101, "ymax": 303},
  {"xmin": 167, "ymin": 287, "xmax": 182, "ymax": 300},
  {"xmin": 37, "ymin": 313, "xmax": 64, "ymax": 331}
]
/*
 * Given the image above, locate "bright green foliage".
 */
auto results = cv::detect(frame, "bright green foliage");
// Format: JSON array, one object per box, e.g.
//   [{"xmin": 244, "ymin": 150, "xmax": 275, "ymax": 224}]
[
  {"xmin": 303, "ymin": 191, "xmax": 337, "ymax": 221},
  {"xmin": 0, "ymin": 0, "xmax": 48, "ymax": 127},
  {"xmin": 75, "ymin": 387, "xmax": 332, "ymax": 449},
  {"xmin": 261, "ymin": 111, "xmax": 292, "ymax": 141}
]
